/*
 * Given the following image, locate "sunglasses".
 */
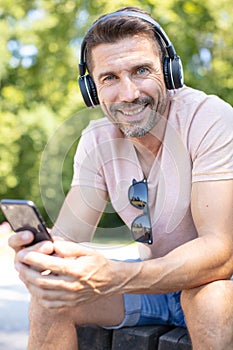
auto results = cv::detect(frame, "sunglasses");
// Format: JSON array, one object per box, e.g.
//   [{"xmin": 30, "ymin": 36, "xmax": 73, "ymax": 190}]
[{"xmin": 128, "ymin": 178, "xmax": 153, "ymax": 244}]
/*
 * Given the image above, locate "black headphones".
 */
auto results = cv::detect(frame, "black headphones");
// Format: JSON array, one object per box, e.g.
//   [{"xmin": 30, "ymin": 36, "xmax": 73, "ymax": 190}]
[{"xmin": 78, "ymin": 11, "xmax": 184, "ymax": 107}]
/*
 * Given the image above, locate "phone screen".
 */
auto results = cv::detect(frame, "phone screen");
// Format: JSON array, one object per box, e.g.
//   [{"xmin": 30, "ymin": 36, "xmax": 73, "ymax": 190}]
[
  {"xmin": 1, "ymin": 203, "xmax": 43, "ymax": 232},
  {"xmin": 0, "ymin": 200, "xmax": 52, "ymax": 245}
]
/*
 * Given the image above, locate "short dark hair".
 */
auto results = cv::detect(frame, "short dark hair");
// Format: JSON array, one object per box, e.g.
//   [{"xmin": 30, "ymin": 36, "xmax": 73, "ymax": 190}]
[{"xmin": 84, "ymin": 7, "xmax": 166, "ymax": 74}]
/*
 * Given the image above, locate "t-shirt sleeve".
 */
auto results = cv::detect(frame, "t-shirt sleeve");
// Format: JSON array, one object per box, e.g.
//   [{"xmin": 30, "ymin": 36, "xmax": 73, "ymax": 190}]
[{"xmin": 190, "ymin": 96, "xmax": 233, "ymax": 182}]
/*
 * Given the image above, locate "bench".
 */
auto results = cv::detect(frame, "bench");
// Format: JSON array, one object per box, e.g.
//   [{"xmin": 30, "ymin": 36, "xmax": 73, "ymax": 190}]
[{"xmin": 77, "ymin": 324, "xmax": 192, "ymax": 349}]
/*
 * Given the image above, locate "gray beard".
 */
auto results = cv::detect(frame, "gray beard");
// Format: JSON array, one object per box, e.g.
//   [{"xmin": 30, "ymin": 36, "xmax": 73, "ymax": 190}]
[
  {"xmin": 109, "ymin": 96, "xmax": 167, "ymax": 138},
  {"xmin": 119, "ymin": 117, "xmax": 156, "ymax": 138}
]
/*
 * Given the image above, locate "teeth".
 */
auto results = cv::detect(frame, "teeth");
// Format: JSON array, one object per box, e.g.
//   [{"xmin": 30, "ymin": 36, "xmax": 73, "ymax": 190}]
[{"xmin": 123, "ymin": 106, "xmax": 144, "ymax": 116}]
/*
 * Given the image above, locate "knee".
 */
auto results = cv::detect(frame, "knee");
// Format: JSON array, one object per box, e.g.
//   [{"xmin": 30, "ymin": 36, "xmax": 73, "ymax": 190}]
[
  {"xmin": 181, "ymin": 280, "xmax": 233, "ymax": 325},
  {"xmin": 181, "ymin": 280, "xmax": 233, "ymax": 349},
  {"xmin": 29, "ymin": 297, "xmax": 74, "ymax": 325}
]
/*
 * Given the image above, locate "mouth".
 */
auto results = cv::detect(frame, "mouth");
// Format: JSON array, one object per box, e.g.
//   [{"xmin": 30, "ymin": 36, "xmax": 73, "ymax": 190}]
[{"xmin": 119, "ymin": 104, "xmax": 149, "ymax": 121}]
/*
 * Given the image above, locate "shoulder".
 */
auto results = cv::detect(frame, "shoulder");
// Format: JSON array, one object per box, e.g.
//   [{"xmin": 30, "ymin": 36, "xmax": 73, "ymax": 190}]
[
  {"xmin": 172, "ymin": 86, "xmax": 232, "ymax": 114},
  {"xmin": 170, "ymin": 86, "xmax": 232, "ymax": 129}
]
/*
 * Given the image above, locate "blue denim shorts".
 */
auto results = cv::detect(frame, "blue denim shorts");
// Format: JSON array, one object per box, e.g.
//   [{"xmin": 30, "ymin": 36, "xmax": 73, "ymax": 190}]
[
  {"xmin": 104, "ymin": 291, "xmax": 186, "ymax": 329},
  {"xmin": 104, "ymin": 259, "xmax": 186, "ymax": 330}
]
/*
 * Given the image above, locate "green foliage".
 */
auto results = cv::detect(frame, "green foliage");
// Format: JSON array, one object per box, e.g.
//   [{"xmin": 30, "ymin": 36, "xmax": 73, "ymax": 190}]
[{"xmin": 0, "ymin": 0, "xmax": 232, "ymax": 234}]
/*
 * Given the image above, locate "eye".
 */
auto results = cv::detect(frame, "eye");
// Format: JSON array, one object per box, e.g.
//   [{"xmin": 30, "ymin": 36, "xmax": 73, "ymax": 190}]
[
  {"xmin": 136, "ymin": 67, "xmax": 149, "ymax": 75},
  {"xmin": 102, "ymin": 75, "xmax": 116, "ymax": 83}
]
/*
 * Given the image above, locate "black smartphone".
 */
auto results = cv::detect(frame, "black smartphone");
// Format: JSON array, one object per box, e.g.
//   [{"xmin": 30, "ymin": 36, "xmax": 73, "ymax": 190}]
[{"xmin": 0, "ymin": 199, "xmax": 53, "ymax": 246}]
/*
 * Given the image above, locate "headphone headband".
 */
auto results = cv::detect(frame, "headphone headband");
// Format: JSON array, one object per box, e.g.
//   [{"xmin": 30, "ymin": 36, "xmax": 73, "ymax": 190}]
[
  {"xmin": 78, "ymin": 10, "xmax": 184, "ymax": 107},
  {"xmin": 79, "ymin": 11, "xmax": 177, "ymax": 75}
]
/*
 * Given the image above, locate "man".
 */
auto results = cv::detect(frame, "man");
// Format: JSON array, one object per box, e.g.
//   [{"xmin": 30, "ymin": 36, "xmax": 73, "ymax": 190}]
[{"xmin": 9, "ymin": 6, "xmax": 233, "ymax": 350}]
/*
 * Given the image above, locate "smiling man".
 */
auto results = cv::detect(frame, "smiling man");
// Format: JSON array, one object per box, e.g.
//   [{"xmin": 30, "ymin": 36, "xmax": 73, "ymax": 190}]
[{"xmin": 9, "ymin": 6, "xmax": 233, "ymax": 350}]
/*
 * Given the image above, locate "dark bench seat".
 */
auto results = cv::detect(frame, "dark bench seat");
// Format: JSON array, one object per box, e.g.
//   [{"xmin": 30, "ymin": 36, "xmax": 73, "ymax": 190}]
[{"xmin": 77, "ymin": 324, "xmax": 192, "ymax": 349}]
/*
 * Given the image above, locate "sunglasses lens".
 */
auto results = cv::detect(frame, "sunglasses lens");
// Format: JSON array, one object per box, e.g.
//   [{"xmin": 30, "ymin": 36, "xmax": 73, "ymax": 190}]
[
  {"xmin": 129, "ymin": 179, "xmax": 153, "ymax": 244},
  {"xmin": 131, "ymin": 214, "xmax": 152, "ymax": 244},
  {"xmin": 129, "ymin": 181, "xmax": 148, "ymax": 209}
]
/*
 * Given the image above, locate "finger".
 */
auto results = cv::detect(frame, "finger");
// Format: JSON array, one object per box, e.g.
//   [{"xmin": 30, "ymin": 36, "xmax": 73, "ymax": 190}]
[
  {"xmin": 8, "ymin": 230, "xmax": 34, "ymax": 252},
  {"xmin": 27, "ymin": 240, "xmax": 54, "ymax": 254},
  {"xmin": 27, "ymin": 283, "xmax": 99, "ymax": 309},
  {"xmin": 15, "ymin": 262, "xmax": 30, "ymax": 288},
  {"xmin": 16, "ymin": 259, "xmax": 56, "ymax": 288},
  {"xmin": 17, "ymin": 250, "xmax": 76, "ymax": 275},
  {"xmin": 16, "ymin": 241, "xmax": 54, "ymax": 266},
  {"xmin": 53, "ymin": 240, "xmax": 94, "ymax": 258},
  {"xmin": 18, "ymin": 261, "xmax": 80, "ymax": 293},
  {"xmin": 31, "ymin": 240, "xmax": 54, "ymax": 255},
  {"xmin": 27, "ymin": 282, "xmax": 84, "ymax": 301}
]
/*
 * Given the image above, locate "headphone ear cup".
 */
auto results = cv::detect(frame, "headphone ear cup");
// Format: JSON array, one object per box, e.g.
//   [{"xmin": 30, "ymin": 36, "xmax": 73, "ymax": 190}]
[
  {"xmin": 78, "ymin": 74, "xmax": 100, "ymax": 107},
  {"xmin": 163, "ymin": 56, "xmax": 184, "ymax": 90}
]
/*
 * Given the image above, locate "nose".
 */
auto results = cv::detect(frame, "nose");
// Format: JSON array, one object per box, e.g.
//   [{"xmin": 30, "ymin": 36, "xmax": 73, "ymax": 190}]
[{"xmin": 118, "ymin": 77, "xmax": 140, "ymax": 102}]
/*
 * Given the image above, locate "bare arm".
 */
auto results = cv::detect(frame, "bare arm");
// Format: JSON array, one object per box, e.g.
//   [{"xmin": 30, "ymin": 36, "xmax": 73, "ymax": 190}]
[
  {"xmin": 116, "ymin": 179, "xmax": 233, "ymax": 294},
  {"xmin": 16, "ymin": 180, "xmax": 233, "ymax": 308},
  {"xmin": 51, "ymin": 185, "xmax": 108, "ymax": 242}
]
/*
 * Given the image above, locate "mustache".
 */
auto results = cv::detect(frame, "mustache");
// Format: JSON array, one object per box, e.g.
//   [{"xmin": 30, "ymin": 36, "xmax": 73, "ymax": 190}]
[{"xmin": 110, "ymin": 97, "xmax": 154, "ymax": 112}]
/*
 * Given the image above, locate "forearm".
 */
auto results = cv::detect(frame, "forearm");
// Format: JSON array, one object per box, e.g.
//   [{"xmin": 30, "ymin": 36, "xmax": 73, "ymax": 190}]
[
  {"xmin": 15, "ymin": 236, "xmax": 232, "ymax": 308},
  {"xmin": 51, "ymin": 221, "xmax": 94, "ymax": 243},
  {"xmin": 113, "ymin": 235, "xmax": 233, "ymax": 295}
]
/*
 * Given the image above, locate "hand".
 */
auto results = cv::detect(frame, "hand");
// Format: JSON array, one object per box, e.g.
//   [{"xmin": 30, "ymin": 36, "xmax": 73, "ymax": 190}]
[
  {"xmin": 16, "ymin": 241, "xmax": 124, "ymax": 308},
  {"xmin": 9, "ymin": 230, "xmax": 55, "ymax": 282}
]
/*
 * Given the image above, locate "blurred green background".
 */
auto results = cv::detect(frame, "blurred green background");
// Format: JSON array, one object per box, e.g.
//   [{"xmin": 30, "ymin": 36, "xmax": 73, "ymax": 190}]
[{"xmin": 0, "ymin": 0, "xmax": 232, "ymax": 241}]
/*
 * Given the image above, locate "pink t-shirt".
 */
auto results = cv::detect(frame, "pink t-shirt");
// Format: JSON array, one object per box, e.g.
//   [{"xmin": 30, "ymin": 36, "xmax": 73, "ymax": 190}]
[{"xmin": 71, "ymin": 86, "xmax": 233, "ymax": 258}]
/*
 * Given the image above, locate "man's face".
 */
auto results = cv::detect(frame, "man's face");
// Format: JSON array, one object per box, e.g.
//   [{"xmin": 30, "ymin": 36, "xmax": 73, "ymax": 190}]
[{"xmin": 92, "ymin": 35, "xmax": 168, "ymax": 138}]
